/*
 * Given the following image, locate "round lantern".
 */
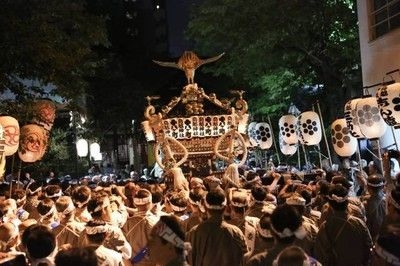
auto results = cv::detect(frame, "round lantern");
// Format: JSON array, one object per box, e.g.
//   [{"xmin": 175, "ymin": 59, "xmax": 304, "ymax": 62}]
[
  {"xmin": 297, "ymin": 111, "xmax": 322, "ymax": 146},
  {"xmin": 344, "ymin": 99, "xmax": 364, "ymax": 138},
  {"xmin": 32, "ymin": 99, "xmax": 56, "ymax": 131},
  {"xmin": 90, "ymin": 142, "xmax": 100, "ymax": 157},
  {"xmin": 142, "ymin": 121, "xmax": 155, "ymax": 141},
  {"xmin": 279, "ymin": 115, "xmax": 298, "ymax": 144},
  {"xmin": 92, "ymin": 152, "xmax": 102, "ymax": 161},
  {"xmin": 254, "ymin": 122, "xmax": 273, "ymax": 150},
  {"xmin": 279, "ymin": 135, "xmax": 297, "ymax": 155},
  {"xmin": 356, "ymin": 96, "xmax": 387, "ymax": 139},
  {"xmin": 331, "ymin": 119, "xmax": 358, "ymax": 157},
  {"xmin": 76, "ymin": 139, "xmax": 89, "ymax": 157},
  {"xmin": 247, "ymin": 122, "xmax": 259, "ymax": 147},
  {"xmin": 0, "ymin": 116, "xmax": 20, "ymax": 156},
  {"xmin": 376, "ymin": 83, "xmax": 400, "ymax": 128},
  {"xmin": 18, "ymin": 124, "xmax": 48, "ymax": 162}
]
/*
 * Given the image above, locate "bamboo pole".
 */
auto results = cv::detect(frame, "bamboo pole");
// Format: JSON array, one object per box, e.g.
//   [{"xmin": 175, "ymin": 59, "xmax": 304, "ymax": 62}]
[
  {"xmin": 316, "ymin": 101, "xmax": 333, "ymax": 167},
  {"xmin": 268, "ymin": 116, "xmax": 280, "ymax": 164}
]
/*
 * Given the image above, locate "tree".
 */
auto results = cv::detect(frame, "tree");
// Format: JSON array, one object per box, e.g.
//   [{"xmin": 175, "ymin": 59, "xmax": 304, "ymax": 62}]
[
  {"xmin": 0, "ymin": 0, "xmax": 109, "ymax": 102},
  {"xmin": 187, "ymin": 0, "xmax": 361, "ymax": 121}
]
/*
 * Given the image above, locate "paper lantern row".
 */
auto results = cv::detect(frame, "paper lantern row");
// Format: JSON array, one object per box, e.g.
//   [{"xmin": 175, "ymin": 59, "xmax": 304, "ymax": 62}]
[
  {"xmin": 278, "ymin": 112, "xmax": 322, "ymax": 147},
  {"xmin": 247, "ymin": 122, "xmax": 273, "ymax": 150},
  {"xmin": 344, "ymin": 96, "xmax": 387, "ymax": 139}
]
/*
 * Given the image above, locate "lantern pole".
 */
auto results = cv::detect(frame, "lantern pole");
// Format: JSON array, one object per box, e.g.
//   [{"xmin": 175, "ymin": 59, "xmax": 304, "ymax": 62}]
[
  {"xmin": 301, "ymin": 144, "xmax": 308, "ymax": 167},
  {"xmin": 390, "ymin": 126, "xmax": 399, "ymax": 150},
  {"xmin": 9, "ymin": 154, "xmax": 16, "ymax": 195},
  {"xmin": 312, "ymin": 105, "xmax": 323, "ymax": 168},
  {"xmin": 316, "ymin": 101, "xmax": 333, "ymax": 167},
  {"xmin": 16, "ymin": 160, "xmax": 22, "ymax": 189},
  {"xmin": 297, "ymin": 145, "xmax": 301, "ymax": 169},
  {"xmin": 356, "ymin": 140, "xmax": 363, "ymax": 172},
  {"xmin": 268, "ymin": 116, "xmax": 280, "ymax": 164},
  {"xmin": 376, "ymin": 139, "xmax": 384, "ymax": 176}
]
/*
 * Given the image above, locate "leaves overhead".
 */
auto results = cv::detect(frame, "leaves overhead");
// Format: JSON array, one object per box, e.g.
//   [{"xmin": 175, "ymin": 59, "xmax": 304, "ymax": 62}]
[
  {"xmin": 187, "ymin": 0, "xmax": 361, "ymax": 118},
  {"xmin": 0, "ymin": 0, "xmax": 109, "ymax": 100}
]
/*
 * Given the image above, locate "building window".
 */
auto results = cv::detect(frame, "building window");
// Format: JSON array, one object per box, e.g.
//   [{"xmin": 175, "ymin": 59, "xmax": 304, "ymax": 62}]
[{"xmin": 370, "ymin": 0, "xmax": 400, "ymax": 39}]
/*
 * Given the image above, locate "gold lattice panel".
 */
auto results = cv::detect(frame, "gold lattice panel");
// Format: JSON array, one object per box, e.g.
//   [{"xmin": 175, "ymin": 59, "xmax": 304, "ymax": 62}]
[{"xmin": 168, "ymin": 136, "xmax": 231, "ymax": 155}]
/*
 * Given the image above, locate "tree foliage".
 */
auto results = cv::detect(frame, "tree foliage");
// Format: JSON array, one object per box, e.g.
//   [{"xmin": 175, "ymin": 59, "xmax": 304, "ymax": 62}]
[
  {"xmin": 0, "ymin": 0, "xmax": 109, "ymax": 101},
  {"xmin": 187, "ymin": 0, "xmax": 361, "ymax": 120}
]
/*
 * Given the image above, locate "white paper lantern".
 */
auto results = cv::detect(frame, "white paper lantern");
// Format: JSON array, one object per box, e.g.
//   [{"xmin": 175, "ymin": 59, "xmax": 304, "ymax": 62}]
[
  {"xmin": 90, "ymin": 143, "xmax": 100, "ymax": 157},
  {"xmin": 344, "ymin": 99, "xmax": 364, "ymax": 138},
  {"xmin": 254, "ymin": 122, "xmax": 273, "ymax": 150},
  {"xmin": 142, "ymin": 121, "xmax": 155, "ymax": 141},
  {"xmin": 0, "ymin": 116, "xmax": 20, "ymax": 156},
  {"xmin": 76, "ymin": 139, "xmax": 89, "ymax": 157},
  {"xmin": 376, "ymin": 83, "xmax": 400, "ymax": 128},
  {"xmin": 247, "ymin": 122, "xmax": 258, "ymax": 146},
  {"xmin": 297, "ymin": 111, "xmax": 322, "ymax": 146},
  {"xmin": 331, "ymin": 119, "xmax": 357, "ymax": 157},
  {"xmin": 279, "ymin": 135, "xmax": 297, "ymax": 155},
  {"xmin": 279, "ymin": 115, "xmax": 298, "ymax": 144},
  {"xmin": 356, "ymin": 96, "xmax": 387, "ymax": 139},
  {"xmin": 92, "ymin": 152, "xmax": 102, "ymax": 161}
]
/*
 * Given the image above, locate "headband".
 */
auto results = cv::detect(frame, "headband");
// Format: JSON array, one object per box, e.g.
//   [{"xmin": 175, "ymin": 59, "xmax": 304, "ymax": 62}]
[
  {"xmin": 247, "ymin": 176, "xmax": 261, "ymax": 184},
  {"xmin": 170, "ymin": 202, "xmax": 187, "ymax": 212},
  {"xmin": 62, "ymin": 201, "xmax": 75, "ymax": 216},
  {"xmin": 270, "ymin": 223, "xmax": 307, "ymax": 240},
  {"xmin": 39, "ymin": 205, "xmax": 56, "ymax": 219},
  {"xmin": 45, "ymin": 190, "xmax": 62, "ymax": 198},
  {"xmin": 154, "ymin": 221, "xmax": 185, "ymax": 248},
  {"xmin": 16, "ymin": 195, "xmax": 27, "ymax": 205},
  {"xmin": 286, "ymin": 196, "xmax": 306, "ymax": 206},
  {"xmin": 328, "ymin": 194, "xmax": 348, "ymax": 203},
  {"xmin": 74, "ymin": 196, "xmax": 91, "ymax": 209},
  {"xmin": 188, "ymin": 197, "xmax": 200, "ymax": 206},
  {"xmin": 27, "ymin": 187, "xmax": 42, "ymax": 195},
  {"xmin": 133, "ymin": 195, "xmax": 152, "ymax": 206},
  {"xmin": 86, "ymin": 225, "xmax": 109, "ymax": 235},
  {"xmin": 91, "ymin": 200, "xmax": 110, "ymax": 214},
  {"xmin": 229, "ymin": 189, "xmax": 248, "ymax": 208},
  {"xmin": 257, "ymin": 222, "xmax": 272, "ymax": 238},
  {"xmin": 367, "ymin": 181, "xmax": 385, "ymax": 187},
  {"xmin": 230, "ymin": 200, "xmax": 248, "ymax": 208},
  {"xmin": 203, "ymin": 199, "xmax": 227, "ymax": 210}
]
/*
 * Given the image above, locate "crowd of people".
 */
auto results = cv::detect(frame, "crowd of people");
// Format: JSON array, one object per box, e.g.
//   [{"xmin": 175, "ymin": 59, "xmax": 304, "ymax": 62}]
[{"xmin": 0, "ymin": 156, "xmax": 399, "ymax": 266}]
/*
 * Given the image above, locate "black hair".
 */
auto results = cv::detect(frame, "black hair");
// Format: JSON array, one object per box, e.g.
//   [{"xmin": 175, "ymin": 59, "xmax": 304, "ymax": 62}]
[
  {"xmin": 251, "ymin": 185, "xmax": 267, "ymax": 201},
  {"xmin": 270, "ymin": 205, "xmax": 302, "ymax": 243},
  {"xmin": 87, "ymin": 195, "xmax": 106, "ymax": 218},
  {"xmin": 55, "ymin": 246, "xmax": 98, "ymax": 266},
  {"xmin": 158, "ymin": 215, "xmax": 185, "ymax": 254},
  {"xmin": 327, "ymin": 184, "xmax": 349, "ymax": 211},
  {"xmin": 23, "ymin": 224, "xmax": 55, "ymax": 259},
  {"xmin": 71, "ymin": 186, "xmax": 91, "ymax": 208},
  {"xmin": 85, "ymin": 220, "xmax": 107, "ymax": 244}
]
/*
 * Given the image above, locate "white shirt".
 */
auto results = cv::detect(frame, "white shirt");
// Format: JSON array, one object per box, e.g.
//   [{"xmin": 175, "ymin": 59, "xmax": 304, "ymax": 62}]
[{"xmin": 96, "ymin": 245, "xmax": 123, "ymax": 266}]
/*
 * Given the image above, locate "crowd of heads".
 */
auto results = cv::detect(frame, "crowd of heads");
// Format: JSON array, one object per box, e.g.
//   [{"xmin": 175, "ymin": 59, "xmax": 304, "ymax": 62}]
[{"xmin": 0, "ymin": 158, "xmax": 398, "ymax": 265}]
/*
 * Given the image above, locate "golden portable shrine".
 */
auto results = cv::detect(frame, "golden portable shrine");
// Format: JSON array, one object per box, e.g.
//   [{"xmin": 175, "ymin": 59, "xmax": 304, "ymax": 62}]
[{"xmin": 142, "ymin": 51, "xmax": 249, "ymax": 177}]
